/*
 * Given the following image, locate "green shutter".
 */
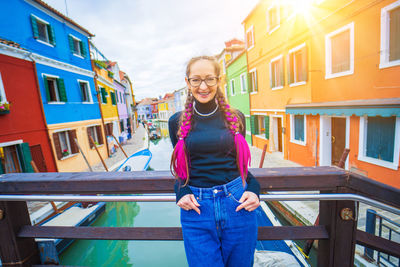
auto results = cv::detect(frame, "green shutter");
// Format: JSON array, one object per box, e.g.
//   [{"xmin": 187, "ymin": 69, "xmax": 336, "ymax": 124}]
[
  {"xmin": 111, "ymin": 91, "xmax": 116, "ymax": 105},
  {"xmin": 264, "ymin": 116, "xmax": 270, "ymax": 139},
  {"xmin": 302, "ymin": 46, "xmax": 308, "ymax": 82},
  {"xmin": 80, "ymin": 41, "xmax": 87, "ymax": 57},
  {"xmin": 30, "ymin": 15, "xmax": 39, "ymax": 39},
  {"xmin": 48, "ymin": 24, "xmax": 56, "ymax": 46},
  {"xmin": 57, "ymin": 78, "xmax": 67, "ymax": 102},
  {"xmin": 68, "ymin": 35, "xmax": 75, "ymax": 53},
  {"xmin": 280, "ymin": 59, "xmax": 284, "ymax": 86},
  {"xmin": 250, "ymin": 115, "xmax": 256, "ymax": 135},
  {"xmin": 270, "ymin": 64, "xmax": 274, "ymax": 88},
  {"xmin": 0, "ymin": 157, "xmax": 4, "ymax": 174},
  {"xmin": 101, "ymin": 87, "xmax": 107, "ymax": 103},
  {"xmin": 247, "ymin": 73, "xmax": 253, "ymax": 92},
  {"xmin": 17, "ymin": 143, "xmax": 34, "ymax": 173},
  {"xmin": 43, "ymin": 76, "xmax": 51, "ymax": 102}
]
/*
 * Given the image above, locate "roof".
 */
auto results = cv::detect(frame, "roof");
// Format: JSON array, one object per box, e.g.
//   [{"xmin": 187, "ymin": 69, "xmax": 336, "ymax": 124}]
[
  {"xmin": 137, "ymin": 98, "xmax": 158, "ymax": 106},
  {"xmin": 32, "ymin": 0, "xmax": 94, "ymax": 37},
  {"xmin": 0, "ymin": 38, "xmax": 24, "ymax": 49},
  {"xmin": 241, "ymin": 1, "xmax": 262, "ymax": 25},
  {"xmin": 225, "ymin": 50, "xmax": 246, "ymax": 68},
  {"xmin": 119, "ymin": 71, "xmax": 125, "ymax": 81},
  {"xmin": 224, "ymin": 38, "xmax": 245, "ymax": 48}
]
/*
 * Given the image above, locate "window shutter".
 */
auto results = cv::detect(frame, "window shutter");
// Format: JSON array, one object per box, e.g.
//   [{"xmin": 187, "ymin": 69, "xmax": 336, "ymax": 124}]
[
  {"xmin": 294, "ymin": 115, "xmax": 305, "ymax": 141},
  {"xmin": 17, "ymin": 143, "xmax": 34, "ymax": 173},
  {"xmin": 57, "ymin": 78, "xmax": 68, "ymax": 102},
  {"xmin": 247, "ymin": 73, "xmax": 253, "ymax": 92},
  {"xmin": 0, "ymin": 158, "xmax": 4, "ymax": 174},
  {"xmin": 111, "ymin": 91, "xmax": 116, "ymax": 105},
  {"xmin": 68, "ymin": 35, "xmax": 75, "ymax": 53},
  {"xmin": 30, "ymin": 15, "xmax": 39, "ymax": 39},
  {"xmin": 69, "ymin": 130, "xmax": 79, "ymax": 154},
  {"xmin": 254, "ymin": 71, "xmax": 258, "ymax": 92},
  {"xmin": 87, "ymin": 127, "xmax": 94, "ymax": 148},
  {"xmin": 43, "ymin": 76, "xmax": 51, "ymax": 102},
  {"xmin": 80, "ymin": 41, "xmax": 87, "ymax": 58},
  {"xmin": 101, "ymin": 87, "xmax": 107, "ymax": 103},
  {"xmin": 302, "ymin": 46, "xmax": 308, "ymax": 82},
  {"xmin": 96, "ymin": 125, "xmax": 104, "ymax": 145},
  {"xmin": 47, "ymin": 24, "xmax": 56, "ymax": 46},
  {"xmin": 389, "ymin": 7, "xmax": 400, "ymax": 61},
  {"xmin": 287, "ymin": 54, "xmax": 292, "ymax": 84},
  {"xmin": 52, "ymin": 132, "xmax": 62, "ymax": 160},
  {"xmin": 264, "ymin": 116, "xmax": 270, "ymax": 139},
  {"xmin": 250, "ymin": 115, "xmax": 256, "ymax": 135},
  {"xmin": 366, "ymin": 117, "xmax": 395, "ymax": 162},
  {"xmin": 270, "ymin": 64, "xmax": 274, "ymax": 88},
  {"xmin": 109, "ymin": 123, "xmax": 114, "ymax": 136}
]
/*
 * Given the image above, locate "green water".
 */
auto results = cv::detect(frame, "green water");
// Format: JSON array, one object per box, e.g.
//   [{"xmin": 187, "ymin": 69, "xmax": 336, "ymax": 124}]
[{"xmin": 60, "ymin": 136, "xmax": 188, "ymax": 266}]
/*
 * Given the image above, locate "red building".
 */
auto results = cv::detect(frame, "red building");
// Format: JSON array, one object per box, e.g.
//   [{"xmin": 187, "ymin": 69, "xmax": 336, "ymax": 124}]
[{"xmin": 0, "ymin": 40, "xmax": 57, "ymax": 173}]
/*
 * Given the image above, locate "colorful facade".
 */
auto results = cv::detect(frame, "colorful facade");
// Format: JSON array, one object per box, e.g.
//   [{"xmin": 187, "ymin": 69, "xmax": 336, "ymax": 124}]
[
  {"xmin": 0, "ymin": 0, "xmax": 107, "ymax": 172},
  {"xmin": 243, "ymin": 0, "xmax": 400, "ymax": 187},
  {"xmin": 226, "ymin": 51, "xmax": 252, "ymax": 144},
  {"xmin": 0, "ymin": 43, "xmax": 57, "ymax": 173}
]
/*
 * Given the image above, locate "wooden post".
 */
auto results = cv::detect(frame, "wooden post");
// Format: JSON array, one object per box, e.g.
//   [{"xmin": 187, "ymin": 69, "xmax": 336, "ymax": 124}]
[
  {"xmin": 112, "ymin": 134, "xmax": 128, "ymax": 158},
  {"xmin": 317, "ymin": 188, "xmax": 357, "ymax": 266},
  {"xmin": 337, "ymin": 148, "xmax": 350, "ymax": 169},
  {"xmin": 74, "ymin": 138, "xmax": 93, "ymax": 172},
  {"xmin": 0, "ymin": 201, "xmax": 41, "ymax": 266},
  {"xmin": 259, "ymin": 144, "xmax": 268, "ymax": 168},
  {"xmin": 89, "ymin": 135, "xmax": 108, "ymax": 172}
]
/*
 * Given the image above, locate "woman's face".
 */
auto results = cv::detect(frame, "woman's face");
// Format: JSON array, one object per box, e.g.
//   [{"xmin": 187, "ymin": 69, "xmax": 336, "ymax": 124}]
[{"xmin": 186, "ymin": 59, "xmax": 219, "ymax": 104}]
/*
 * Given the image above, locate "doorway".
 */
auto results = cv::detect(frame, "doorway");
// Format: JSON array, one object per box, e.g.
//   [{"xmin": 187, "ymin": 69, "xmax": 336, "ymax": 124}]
[{"xmin": 331, "ymin": 118, "xmax": 346, "ymax": 166}]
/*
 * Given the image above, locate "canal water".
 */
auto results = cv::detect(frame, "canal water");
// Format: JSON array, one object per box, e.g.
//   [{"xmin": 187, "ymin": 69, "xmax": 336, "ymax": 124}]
[{"xmin": 60, "ymin": 133, "xmax": 188, "ymax": 266}]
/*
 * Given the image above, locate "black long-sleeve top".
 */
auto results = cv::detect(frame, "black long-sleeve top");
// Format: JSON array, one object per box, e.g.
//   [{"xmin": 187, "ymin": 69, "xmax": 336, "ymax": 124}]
[{"xmin": 168, "ymin": 99, "xmax": 260, "ymax": 202}]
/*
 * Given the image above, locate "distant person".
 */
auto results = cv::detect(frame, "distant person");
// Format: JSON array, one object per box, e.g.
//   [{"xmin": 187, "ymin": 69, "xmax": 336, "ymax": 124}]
[
  {"xmin": 168, "ymin": 56, "xmax": 260, "ymax": 267},
  {"xmin": 127, "ymin": 125, "xmax": 132, "ymax": 139}
]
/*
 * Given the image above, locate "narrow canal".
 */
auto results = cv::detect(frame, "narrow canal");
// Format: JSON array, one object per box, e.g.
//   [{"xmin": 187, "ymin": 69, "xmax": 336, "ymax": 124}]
[{"xmin": 60, "ymin": 124, "xmax": 188, "ymax": 266}]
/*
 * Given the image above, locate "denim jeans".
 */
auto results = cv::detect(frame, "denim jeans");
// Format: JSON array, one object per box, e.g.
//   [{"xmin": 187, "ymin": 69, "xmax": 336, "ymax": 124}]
[{"xmin": 180, "ymin": 177, "xmax": 258, "ymax": 267}]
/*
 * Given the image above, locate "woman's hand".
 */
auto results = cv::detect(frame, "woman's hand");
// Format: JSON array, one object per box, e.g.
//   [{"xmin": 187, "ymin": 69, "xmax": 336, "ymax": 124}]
[
  {"xmin": 177, "ymin": 194, "xmax": 201, "ymax": 214},
  {"xmin": 236, "ymin": 191, "xmax": 260, "ymax": 212}
]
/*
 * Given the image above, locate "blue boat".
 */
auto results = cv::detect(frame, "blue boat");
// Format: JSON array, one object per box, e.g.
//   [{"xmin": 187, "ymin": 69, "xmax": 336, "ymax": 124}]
[{"xmin": 115, "ymin": 148, "xmax": 152, "ymax": 172}]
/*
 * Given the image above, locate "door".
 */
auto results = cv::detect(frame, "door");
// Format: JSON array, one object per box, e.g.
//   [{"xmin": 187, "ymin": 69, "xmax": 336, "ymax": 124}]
[
  {"xmin": 277, "ymin": 117, "xmax": 283, "ymax": 152},
  {"xmin": 30, "ymin": 144, "xmax": 47, "ymax": 172},
  {"xmin": 331, "ymin": 118, "xmax": 346, "ymax": 166}
]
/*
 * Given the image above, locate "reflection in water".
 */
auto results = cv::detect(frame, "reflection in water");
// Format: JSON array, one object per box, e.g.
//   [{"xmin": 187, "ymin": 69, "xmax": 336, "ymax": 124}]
[{"xmin": 59, "ymin": 133, "xmax": 188, "ymax": 267}]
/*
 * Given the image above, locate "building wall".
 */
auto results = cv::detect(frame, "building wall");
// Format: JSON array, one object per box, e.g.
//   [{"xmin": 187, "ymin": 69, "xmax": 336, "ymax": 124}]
[
  {"xmin": 97, "ymin": 80, "xmax": 118, "ymax": 120},
  {"xmin": 0, "ymin": 53, "xmax": 57, "ymax": 172}
]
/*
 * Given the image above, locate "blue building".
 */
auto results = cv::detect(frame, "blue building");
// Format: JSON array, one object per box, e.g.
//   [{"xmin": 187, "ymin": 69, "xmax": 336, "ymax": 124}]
[
  {"xmin": 136, "ymin": 98, "xmax": 154, "ymax": 121},
  {"xmin": 0, "ymin": 0, "xmax": 108, "ymax": 171},
  {"xmin": 173, "ymin": 87, "xmax": 187, "ymax": 112}
]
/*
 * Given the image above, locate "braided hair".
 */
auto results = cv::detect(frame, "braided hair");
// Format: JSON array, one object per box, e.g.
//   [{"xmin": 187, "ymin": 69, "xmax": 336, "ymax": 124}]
[{"xmin": 170, "ymin": 56, "xmax": 251, "ymax": 186}]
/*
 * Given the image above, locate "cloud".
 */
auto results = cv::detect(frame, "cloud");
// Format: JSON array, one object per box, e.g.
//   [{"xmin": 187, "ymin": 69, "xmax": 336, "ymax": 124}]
[{"xmin": 43, "ymin": 0, "xmax": 258, "ymax": 100}]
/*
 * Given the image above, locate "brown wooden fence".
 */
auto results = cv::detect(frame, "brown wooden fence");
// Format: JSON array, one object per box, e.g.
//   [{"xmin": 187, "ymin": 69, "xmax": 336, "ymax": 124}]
[{"xmin": 0, "ymin": 166, "xmax": 399, "ymax": 266}]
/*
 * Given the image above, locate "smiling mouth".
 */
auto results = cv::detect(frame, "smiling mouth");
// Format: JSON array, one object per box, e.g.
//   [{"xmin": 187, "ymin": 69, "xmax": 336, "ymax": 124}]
[{"xmin": 199, "ymin": 92, "xmax": 210, "ymax": 96}]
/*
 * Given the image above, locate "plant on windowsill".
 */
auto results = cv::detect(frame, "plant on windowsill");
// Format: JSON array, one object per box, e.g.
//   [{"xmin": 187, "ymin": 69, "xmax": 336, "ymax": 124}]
[
  {"xmin": 62, "ymin": 149, "xmax": 70, "ymax": 157},
  {"xmin": 0, "ymin": 102, "xmax": 10, "ymax": 115},
  {"xmin": 107, "ymin": 71, "xmax": 114, "ymax": 78},
  {"xmin": 94, "ymin": 141, "xmax": 99, "ymax": 146}
]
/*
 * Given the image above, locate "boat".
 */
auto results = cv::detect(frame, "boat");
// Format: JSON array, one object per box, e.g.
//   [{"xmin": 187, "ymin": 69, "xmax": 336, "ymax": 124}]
[{"xmin": 115, "ymin": 148, "xmax": 152, "ymax": 172}]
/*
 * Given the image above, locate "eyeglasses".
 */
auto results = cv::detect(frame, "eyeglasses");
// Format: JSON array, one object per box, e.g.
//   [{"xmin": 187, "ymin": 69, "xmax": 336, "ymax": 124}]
[{"xmin": 188, "ymin": 76, "xmax": 219, "ymax": 87}]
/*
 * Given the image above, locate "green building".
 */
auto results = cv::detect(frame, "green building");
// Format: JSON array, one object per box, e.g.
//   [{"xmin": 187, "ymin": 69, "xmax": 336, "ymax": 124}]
[{"xmin": 226, "ymin": 51, "xmax": 252, "ymax": 145}]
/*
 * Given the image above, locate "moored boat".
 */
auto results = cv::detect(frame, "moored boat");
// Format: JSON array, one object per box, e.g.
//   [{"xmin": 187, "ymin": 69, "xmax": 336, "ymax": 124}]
[{"xmin": 115, "ymin": 148, "xmax": 152, "ymax": 172}]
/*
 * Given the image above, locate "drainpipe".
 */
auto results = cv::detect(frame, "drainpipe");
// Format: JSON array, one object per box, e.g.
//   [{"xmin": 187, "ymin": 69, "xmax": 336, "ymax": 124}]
[{"xmin": 28, "ymin": 52, "xmax": 59, "ymax": 172}]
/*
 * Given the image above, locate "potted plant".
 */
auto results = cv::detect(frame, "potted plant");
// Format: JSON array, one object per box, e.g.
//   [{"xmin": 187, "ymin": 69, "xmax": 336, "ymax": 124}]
[
  {"xmin": 62, "ymin": 149, "xmax": 70, "ymax": 157},
  {"xmin": 0, "ymin": 102, "xmax": 10, "ymax": 115}
]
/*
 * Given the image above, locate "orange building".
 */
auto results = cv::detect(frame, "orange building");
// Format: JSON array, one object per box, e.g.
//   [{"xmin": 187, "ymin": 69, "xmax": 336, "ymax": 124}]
[{"xmin": 243, "ymin": 0, "xmax": 400, "ymax": 187}]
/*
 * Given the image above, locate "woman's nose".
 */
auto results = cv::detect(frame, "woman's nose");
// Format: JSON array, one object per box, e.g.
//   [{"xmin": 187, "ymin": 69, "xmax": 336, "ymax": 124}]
[{"xmin": 199, "ymin": 80, "xmax": 208, "ymax": 89}]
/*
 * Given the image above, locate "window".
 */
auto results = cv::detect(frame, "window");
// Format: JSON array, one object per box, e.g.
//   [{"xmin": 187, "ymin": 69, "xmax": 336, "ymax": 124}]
[
  {"xmin": 52, "ymin": 130, "xmax": 78, "ymax": 160},
  {"xmin": 230, "ymin": 79, "xmax": 235, "ymax": 96},
  {"xmin": 359, "ymin": 116, "xmax": 400, "ymax": 170},
  {"xmin": 30, "ymin": 15, "xmax": 56, "ymax": 46},
  {"xmin": 78, "ymin": 80, "xmax": 91, "ymax": 102},
  {"xmin": 288, "ymin": 43, "xmax": 308, "ymax": 85},
  {"xmin": 250, "ymin": 115, "xmax": 270, "ymax": 139},
  {"xmin": 240, "ymin": 73, "xmax": 247, "ymax": 93},
  {"xmin": 68, "ymin": 35, "xmax": 87, "ymax": 58},
  {"xmin": 325, "ymin": 22, "xmax": 354, "ymax": 79},
  {"xmin": 110, "ymin": 91, "xmax": 117, "ymax": 105},
  {"xmin": 246, "ymin": 26, "xmax": 254, "ymax": 50},
  {"xmin": 100, "ymin": 87, "xmax": 108, "ymax": 104},
  {"xmin": 0, "ymin": 72, "xmax": 7, "ymax": 104},
  {"xmin": 43, "ymin": 75, "xmax": 67, "ymax": 103},
  {"xmin": 380, "ymin": 1, "xmax": 400, "ymax": 68},
  {"xmin": 267, "ymin": 5, "xmax": 280, "ymax": 34},
  {"xmin": 248, "ymin": 69, "xmax": 258, "ymax": 93},
  {"xmin": 290, "ymin": 115, "xmax": 306, "ymax": 145},
  {"xmin": 0, "ymin": 142, "xmax": 35, "ymax": 174},
  {"xmin": 87, "ymin": 125, "xmax": 104, "ymax": 148},
  {"xmin": 119, "ymin": 92, "xmax": 123, "ymax": 104},
  {"xmin": 270, "ymin": 55, "xmax": 284, "ymax": 89}
]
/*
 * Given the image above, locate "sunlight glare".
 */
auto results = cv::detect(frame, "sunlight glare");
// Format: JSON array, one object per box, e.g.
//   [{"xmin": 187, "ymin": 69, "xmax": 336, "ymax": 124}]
[{"xmin": 283, "ymin": 0, "xmax": 320, "ymax": 16}]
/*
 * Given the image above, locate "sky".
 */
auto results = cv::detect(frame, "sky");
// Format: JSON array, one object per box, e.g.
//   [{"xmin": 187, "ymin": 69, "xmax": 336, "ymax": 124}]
[{"xmin": 43, "ymin": 0, "xmax": 259, "ymax": 101}]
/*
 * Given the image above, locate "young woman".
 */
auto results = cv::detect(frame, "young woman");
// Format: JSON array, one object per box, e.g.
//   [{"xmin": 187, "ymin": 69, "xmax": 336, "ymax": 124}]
[{"xmin": 168, "ymin": 56, "xmax": 260, "ymax": 267}]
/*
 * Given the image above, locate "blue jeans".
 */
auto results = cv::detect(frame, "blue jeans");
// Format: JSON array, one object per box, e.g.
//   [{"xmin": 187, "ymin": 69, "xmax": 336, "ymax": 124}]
[{"xmin": 180, "ymin": 177, "xmax": 257, "ymax": 267}]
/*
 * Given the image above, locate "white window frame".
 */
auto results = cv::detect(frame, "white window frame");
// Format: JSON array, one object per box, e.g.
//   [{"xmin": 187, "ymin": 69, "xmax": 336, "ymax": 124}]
[
  {"xmin": 224, "ymin": 84, "xmax": 228, "ymax": 98},
  {"xmin": 42, "ymin": 74, "xmax": 63, "ymax": 104},
  {"xmin": 31, "ymin": 14, "xmax": 54, "ymax": 47},
  {"xmin": 70, "ymin": 34, "xmax": 84, "ymax": 58},
  {"xmin": 249, "ymin": 68, "xmax": 258, "ymax": 94},
  {"xmin": 290, "ymin": 114, "xmax": 307, "ymax": 146},
  {"xmin": 358, "ymin": 116, "xmax": 400, "ymax": 170},
  {"xmin": 240, "ymin": 73, "xmax": 247, "ymax": 94},
  {"xmin": 267, "ymin": 4, "xmax": 280, "ymax": 34},
  {"xmin": 230, "ymin": 79, "xmax": 235, "ymax": 96},
  {"xmin": 77, "ymin": 79, "xmax": 92, "ymax": 103},
  {"xmin": 87, "ymin": 125, "xmax": 100, "ymax": 147},
  {"xmin": 325, "ymin": 22, "xmax": 354, "ymax": 79},
  {"xmin": 270, "ymin": 55, "xmax": 284, "ymax": 90},
  {"xmin": 58, "ymin": 130, "xmax": 73, "ymax": 159},
  {"xmin": 289, "ymin": 43, "xmax": 307, "ymax": 87},
  {"xmin": 0, "ymin": 72, "xmax": 8, "ymax": 104},
  {"xmin": 246, "ymin": 25, "xmax": 254, "ymax": 51},
  {"xmin": 380, "ymin": 0, "xmax": 400, "ymax": 69}
]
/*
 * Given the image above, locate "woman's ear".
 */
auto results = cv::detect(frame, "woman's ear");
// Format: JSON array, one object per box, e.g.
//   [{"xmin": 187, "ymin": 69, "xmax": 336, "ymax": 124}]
[{"xmin": 185, "ymin": 77, "xmax": 191, "ymax": 89}]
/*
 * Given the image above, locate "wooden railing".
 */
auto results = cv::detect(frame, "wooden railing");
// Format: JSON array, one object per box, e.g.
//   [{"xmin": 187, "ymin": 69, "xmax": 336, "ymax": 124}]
[{"xmin": 0, "ymin": 166, "xmax": 399, "ymax": 266}]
